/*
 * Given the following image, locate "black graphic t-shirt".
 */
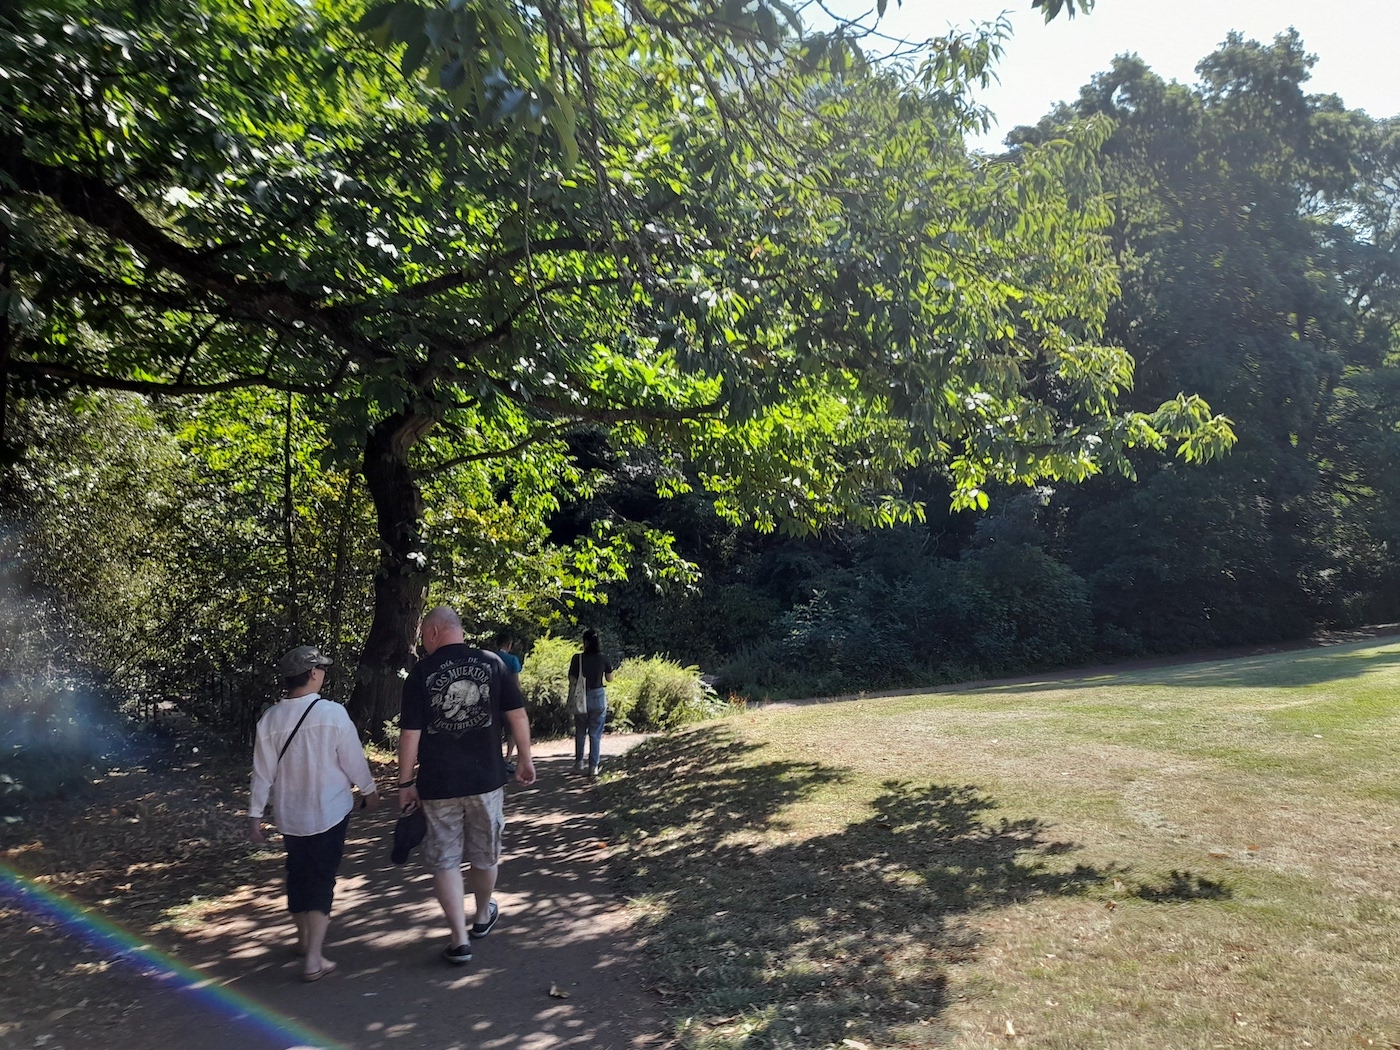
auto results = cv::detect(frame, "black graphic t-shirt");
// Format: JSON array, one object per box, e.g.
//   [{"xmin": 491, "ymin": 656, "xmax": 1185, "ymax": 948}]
[{"xmin": 400, "ymin": 644, "xmax": 525, "ymax": 799}]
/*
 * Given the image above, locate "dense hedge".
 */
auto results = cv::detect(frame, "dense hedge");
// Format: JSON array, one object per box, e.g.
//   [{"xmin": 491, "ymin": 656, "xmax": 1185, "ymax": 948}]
[
  {"xmin": 517, "ymin": 636, "xmax": 579, "ymax": 739},
  {"xmin": 712, "ymin": 532, "xmax": 1094, "ymax": 700}
]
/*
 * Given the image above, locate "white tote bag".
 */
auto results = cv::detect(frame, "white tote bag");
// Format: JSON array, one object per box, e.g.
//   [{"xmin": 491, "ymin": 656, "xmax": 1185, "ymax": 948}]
[{"xmin": 567, "ymin": 654, "xmax": 588, "ymax": 714}]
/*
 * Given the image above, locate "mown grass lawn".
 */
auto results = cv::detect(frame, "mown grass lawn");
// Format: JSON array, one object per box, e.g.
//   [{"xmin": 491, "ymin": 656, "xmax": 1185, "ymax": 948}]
[{"xmin": 603, "ymin": 639, "xmax": 1400, "ymax": 1050}]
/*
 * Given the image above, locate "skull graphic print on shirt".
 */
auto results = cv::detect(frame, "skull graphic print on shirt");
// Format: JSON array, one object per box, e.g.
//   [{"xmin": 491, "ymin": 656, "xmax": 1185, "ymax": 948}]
[{"xmin": 424, "ymin": 659, "xmax": 494, "ymax": 734}]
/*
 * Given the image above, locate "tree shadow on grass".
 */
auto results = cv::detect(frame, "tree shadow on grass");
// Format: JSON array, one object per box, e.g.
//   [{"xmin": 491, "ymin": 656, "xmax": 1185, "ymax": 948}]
[
  {"xmin": 608, "ymin": 726, "xmax": 1229, "ymax": 1049},
  {"xmin": 601, "ymin": 729, "xmax": 852, "ymax": 845},
  {"xmin": 1133, "ymin": 870, "xmax": 1231, "ymax": 902}
]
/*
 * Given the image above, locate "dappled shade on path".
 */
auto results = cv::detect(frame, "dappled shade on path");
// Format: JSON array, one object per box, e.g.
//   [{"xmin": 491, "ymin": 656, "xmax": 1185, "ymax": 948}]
[
  {"xmin": 182, "ymin": 749, "xmax": 664, "ymax": 1050},
  {"xmin": 1, "ymin": 743, "xmax": 665, "ymax": 1050}
]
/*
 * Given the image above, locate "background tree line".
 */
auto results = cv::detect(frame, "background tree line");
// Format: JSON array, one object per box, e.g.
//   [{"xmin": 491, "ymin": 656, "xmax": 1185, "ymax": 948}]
[{"xmin": 584, "ymin": 30, "xmax": 1400, "ymax": 699}]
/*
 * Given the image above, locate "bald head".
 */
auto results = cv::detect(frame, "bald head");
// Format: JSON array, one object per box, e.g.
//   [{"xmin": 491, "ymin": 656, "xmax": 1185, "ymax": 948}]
[{"xmin": 420, "ymin": 605, "xmax": 464, "ymax": 654}]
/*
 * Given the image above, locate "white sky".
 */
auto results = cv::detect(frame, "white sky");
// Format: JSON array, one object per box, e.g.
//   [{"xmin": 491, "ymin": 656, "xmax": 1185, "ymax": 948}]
[{"xmin": 866, "ymin": 0, "xmax": 1400, "ymax": 151}]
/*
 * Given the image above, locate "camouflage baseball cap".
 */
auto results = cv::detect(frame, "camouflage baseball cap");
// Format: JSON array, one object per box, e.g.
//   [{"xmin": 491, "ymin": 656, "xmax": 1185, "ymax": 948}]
[{"xmin": 278, "ymin": 645, "xmax": 334, "ymax": 677}]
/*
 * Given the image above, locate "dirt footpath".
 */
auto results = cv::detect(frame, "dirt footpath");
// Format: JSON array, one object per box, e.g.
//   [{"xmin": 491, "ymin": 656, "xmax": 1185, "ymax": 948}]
[{"xmin": 0, "ymin": 735, "xmax": 666, "ymax": 1050}]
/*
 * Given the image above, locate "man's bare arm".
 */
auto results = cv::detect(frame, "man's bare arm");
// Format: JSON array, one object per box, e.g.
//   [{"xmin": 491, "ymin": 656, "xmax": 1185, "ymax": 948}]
[
  {"xmin": 504, "ymin": 708, "xmax": 536, "ymax": 786},
  {"xmin": 397, "ymin": 728, "xmax": 422, "ymax": 810}
]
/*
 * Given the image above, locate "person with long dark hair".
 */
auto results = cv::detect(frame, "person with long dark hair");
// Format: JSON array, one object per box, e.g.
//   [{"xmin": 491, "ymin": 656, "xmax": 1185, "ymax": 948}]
[{"xmin": 568, "ymin": 629, "xmax": 614, "ymax": 776}]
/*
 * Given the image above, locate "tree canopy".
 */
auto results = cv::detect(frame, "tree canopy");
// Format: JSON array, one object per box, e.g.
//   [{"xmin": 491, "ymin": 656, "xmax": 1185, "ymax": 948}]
[
  {"xmin": 1004, "ymin": 32, "xmax": 1400, "ymax": 650},
  {"xmin": 2, "ymin": 0, "xmax": 1237, "ymax": 731}
]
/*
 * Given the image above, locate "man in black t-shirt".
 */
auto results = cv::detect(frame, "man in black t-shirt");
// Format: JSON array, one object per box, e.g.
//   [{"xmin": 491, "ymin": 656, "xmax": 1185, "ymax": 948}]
[{"xmin": 397, "ymin": 606, "xmax": 536, "ymax": 965}]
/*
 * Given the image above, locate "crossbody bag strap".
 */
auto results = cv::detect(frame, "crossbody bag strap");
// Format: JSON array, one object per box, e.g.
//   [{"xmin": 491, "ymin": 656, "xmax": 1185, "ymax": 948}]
[{"xmin": 277, "ymin": 697, "xmax": 322, "ymax": 763}]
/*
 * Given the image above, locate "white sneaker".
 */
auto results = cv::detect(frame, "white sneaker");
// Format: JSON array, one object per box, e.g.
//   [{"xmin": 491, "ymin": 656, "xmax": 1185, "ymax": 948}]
[
  {"xmin": 589, "ymin": 763, "xmax": 602, "ymax": 777},
  {"xmin": 574, "ymin": 759, "xmax": 586, "ymax": 772}
]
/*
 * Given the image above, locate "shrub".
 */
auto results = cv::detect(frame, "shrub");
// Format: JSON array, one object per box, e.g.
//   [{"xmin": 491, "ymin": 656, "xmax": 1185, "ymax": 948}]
[
  {"xmin": 609, "ymin": 656, "xmax": 728, "ymax": 731},
  {"xmin": 517, "ymin": 635, "xmax": 578, "ymax": 739},
  {"xmin": 518, "ymin": 638, "xmax": 725, "ymax": 737},
  {"xmin": 703, "ymin": 642, "xmax": 831, "ymax": 702},
  {"xmin": 712, "ymin": 539, "xmax": 1095, "ymax": 701}
]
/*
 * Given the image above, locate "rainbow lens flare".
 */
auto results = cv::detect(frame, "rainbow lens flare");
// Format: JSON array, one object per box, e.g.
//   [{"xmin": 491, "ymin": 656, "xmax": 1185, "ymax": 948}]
[{"xmin": 1, "ymin": 862, "xmax": 347, "ymax": 1050}]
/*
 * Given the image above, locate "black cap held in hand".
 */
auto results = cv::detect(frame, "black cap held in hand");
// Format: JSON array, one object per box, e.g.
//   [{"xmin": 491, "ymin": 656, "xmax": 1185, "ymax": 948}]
[{"xmin": 391, "ymin": 807, "xmax": 427, "ymax": 865}]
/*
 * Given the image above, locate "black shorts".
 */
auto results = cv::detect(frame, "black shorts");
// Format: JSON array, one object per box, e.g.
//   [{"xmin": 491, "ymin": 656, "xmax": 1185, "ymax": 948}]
[{"xmin": 283, "ymin": 815, "xmax": 349, "ymax": 914}]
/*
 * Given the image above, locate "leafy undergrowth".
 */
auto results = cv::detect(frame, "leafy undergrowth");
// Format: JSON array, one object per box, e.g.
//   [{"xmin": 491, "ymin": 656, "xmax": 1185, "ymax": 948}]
[{"xmin": 604, "ymin": 639, "xmax": 1400, "ymax": 1049}]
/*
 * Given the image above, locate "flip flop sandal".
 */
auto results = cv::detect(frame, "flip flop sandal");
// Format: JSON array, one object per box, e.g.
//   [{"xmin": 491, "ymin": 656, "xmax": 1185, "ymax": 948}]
[{"xmin": 301, "ymin": 961, "xmax": 336, "ymax": 983}]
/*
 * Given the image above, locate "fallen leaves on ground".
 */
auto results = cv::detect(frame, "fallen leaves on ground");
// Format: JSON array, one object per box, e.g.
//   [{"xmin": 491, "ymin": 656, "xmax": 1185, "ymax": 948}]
[{"xmin": 0, "ymin": 721, "xmax": 394, "ymax": 1048}]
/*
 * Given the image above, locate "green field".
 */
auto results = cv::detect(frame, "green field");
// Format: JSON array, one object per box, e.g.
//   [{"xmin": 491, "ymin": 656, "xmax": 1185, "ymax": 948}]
[{"xmin": 605, "ymin": 640, "xmax": 1400, "ymax": 1049}]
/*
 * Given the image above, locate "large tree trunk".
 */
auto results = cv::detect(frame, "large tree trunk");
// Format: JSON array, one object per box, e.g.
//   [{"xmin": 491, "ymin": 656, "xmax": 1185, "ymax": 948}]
[
  {"xmin": 323, "ymin": 473, "xmax": 358, "ymax": 700},
  {"xmin": 347, "ymin": 411, "xmax": 434, "ymax": 738},
  {"xmin": 282, "ymin": 389, "xmax": 299, "ymax": 629}
]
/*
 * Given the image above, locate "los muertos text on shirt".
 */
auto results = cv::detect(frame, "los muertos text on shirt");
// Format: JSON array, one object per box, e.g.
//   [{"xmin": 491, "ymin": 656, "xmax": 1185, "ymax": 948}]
[{"xmin": 426, "ymin": 660, "xmax": 493, "ymax": 734}]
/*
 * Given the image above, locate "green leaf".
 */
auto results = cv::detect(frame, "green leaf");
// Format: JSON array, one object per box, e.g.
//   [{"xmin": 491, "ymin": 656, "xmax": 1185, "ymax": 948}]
[
  {"xmin": 400, "ymin": 32, "xmax": 429, "ymax": 77},
  {"xmin": 439, "ymin": 59, "xmax": 465, "ymax": 91},
  {"xmin": 551, "ymin": 89, "xmax": 578, "ymax": 170},
  {"xmin": 356, "ymin": 2, "xmax": 395, "ymax": 32},
  {"xmin": 755, "ymin": 4, "xmax": 781, "ymax": 50}
]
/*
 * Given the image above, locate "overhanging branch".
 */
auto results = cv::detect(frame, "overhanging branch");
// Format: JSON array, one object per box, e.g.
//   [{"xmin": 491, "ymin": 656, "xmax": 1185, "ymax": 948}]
[
  {"xmin": 412, "ymin": 393, "xmax": 722, "ymax": 476},
  {"xmin": 10, "ymin": 358, "xmax": 338, "ymax": 397},
  {"xmin": 387, "ymin": 235, "xmax": 599, "ymax": 304},
  {"xmin": 2, "ymin": 149, "xmax": 389, "ymax": 367},
  {"xmin": 505, "ymin": 387, "xmax": 723, "ymax": 425},
  {"xmin": 415, "ymin": 420, "xmax": 577, "ymax": 475}
]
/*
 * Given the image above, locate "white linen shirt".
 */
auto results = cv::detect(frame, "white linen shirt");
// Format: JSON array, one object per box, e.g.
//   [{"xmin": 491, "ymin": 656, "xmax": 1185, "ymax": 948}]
[{"xmin": 248, "ymin": 694, "xmax": 376, "ymax": 837}]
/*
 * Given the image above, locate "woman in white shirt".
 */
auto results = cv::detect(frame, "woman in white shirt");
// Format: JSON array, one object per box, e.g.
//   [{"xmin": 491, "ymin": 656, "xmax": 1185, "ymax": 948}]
[{"xmin": 248, "ymin": 645, "xmax": 379, "ymax": 981}]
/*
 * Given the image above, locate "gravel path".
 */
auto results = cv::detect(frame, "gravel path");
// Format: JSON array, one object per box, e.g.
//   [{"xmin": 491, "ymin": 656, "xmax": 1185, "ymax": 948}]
[{"xmin": 1, "ymin": 734, "xmax": 666, "ymax": 1050}]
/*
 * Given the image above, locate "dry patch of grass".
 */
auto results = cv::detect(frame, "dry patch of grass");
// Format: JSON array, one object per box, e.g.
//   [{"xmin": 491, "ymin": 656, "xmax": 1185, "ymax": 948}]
[{"xmin": 605, "ymin": 640, "xmax": 1400, "ymax": 1049}]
